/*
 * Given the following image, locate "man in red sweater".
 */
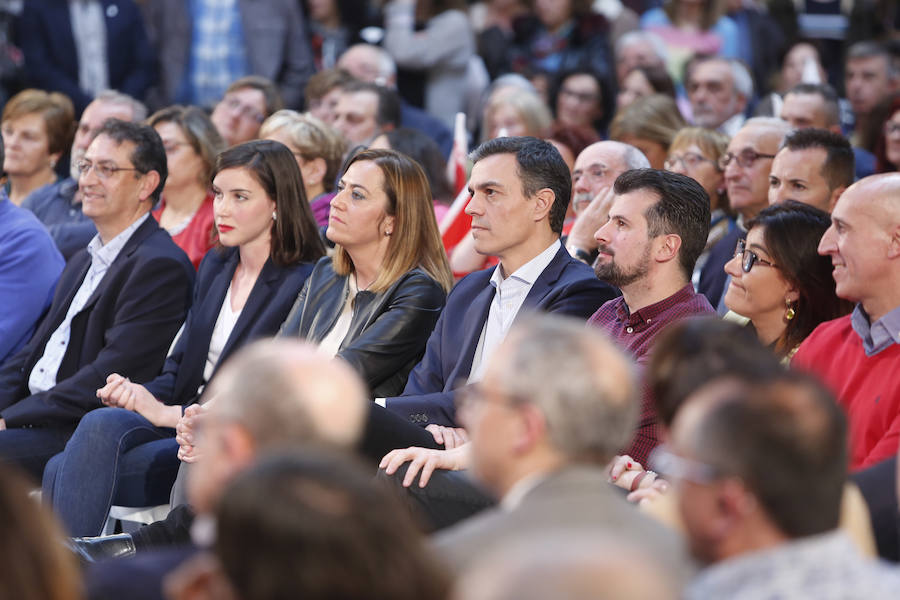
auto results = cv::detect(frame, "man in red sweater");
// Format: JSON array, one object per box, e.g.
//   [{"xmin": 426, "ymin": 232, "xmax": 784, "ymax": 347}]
[{"xmin": 793, "ymin": 173, "xmax": 900, "ymax": 470}]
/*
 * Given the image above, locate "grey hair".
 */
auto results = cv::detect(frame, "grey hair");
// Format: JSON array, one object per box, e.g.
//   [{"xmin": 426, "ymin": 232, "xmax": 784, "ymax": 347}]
[
  {"xmin": 730, "ymin": 59, "xmax": 754, "ymax": 99},
  {"xmin": 744, "ymin": 116, "xmax": 793, "ymax": 139},
  {"xmin": 623, "ymin": 144, "xmax": 651, "ymax": 170},
  {"xmin": 93, "ymin": 89, "xmax": 147, "ymax": 121},
  {"xmin": 615, "ymin": 31, "xmax": 667, "ymax": 63},
  {"xmin": 497, "ymin": 315, "xmax": 638, "ymax": 462}
]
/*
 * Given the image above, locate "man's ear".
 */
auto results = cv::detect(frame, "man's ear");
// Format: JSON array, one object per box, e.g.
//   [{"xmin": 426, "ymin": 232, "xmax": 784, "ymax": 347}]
[
  {"xmin": 887, "ymin": 222, "xmax": 900, "ymax": 259},
  {"xmin": 138, "ymin": 170, "xmax": 162, "ymax": 203},
  {"xmin": 512, "ymin": 403, "xmax": 547, "ymax": 455},
  {"xmin": 827, "ymin": 186, "xmax": 846, "ymax": 213},
  {"xmin": 532, "ymin": 188, "xmax": 555, "ymax": 224},
  {"xmin": 655, "ymin": 233, "xmax": 682, "ymax": 265}
]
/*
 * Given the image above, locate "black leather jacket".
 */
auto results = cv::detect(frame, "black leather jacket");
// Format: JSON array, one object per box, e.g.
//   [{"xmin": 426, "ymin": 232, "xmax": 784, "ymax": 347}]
[{"xmin": 279, "ymin": 257, "xmax": 448, "ymax": 398}]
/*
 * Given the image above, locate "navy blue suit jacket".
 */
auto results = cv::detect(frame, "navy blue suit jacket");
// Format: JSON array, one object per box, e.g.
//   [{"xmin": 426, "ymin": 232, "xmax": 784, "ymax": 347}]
[
  {"xmin": 144, "ymin": 247, "xmax": 315, "ymax": 407},
  {"xmin": 385, "ymin": 246, "xmax": 619, "ymax": 426},
  {"xmin": 19, "ymin": 0, "xmax": 155, "ymax": 113},
  {"xmin": 0, "ymin": 217, "xmax": 193, "ymax": 428}
]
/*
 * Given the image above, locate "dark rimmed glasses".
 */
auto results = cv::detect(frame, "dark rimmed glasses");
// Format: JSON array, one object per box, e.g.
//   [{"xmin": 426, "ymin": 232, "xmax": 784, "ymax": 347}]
[
  {"xmin": 734, "ymin": 238, "xmax": 779, "ymax": 273},
  {"xmin": 717, "ymin": 149, "xmax": 776, "ymax": 170}
]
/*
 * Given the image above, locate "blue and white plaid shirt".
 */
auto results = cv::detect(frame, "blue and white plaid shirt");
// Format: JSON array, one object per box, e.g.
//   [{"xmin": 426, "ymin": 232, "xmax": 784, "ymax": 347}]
[{"xmin": 186, "ymin": 0, "xmax": 249, "ymax": 107}]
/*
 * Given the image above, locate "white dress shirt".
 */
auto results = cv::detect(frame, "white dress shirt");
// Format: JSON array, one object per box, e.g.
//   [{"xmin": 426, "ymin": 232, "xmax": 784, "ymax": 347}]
[
  {"xmin": 468, "ymin": 239, "xmax": 560, "ymax": 382},
  {"xmin": 28, "ymin": 214, "xmax": 149, "ymax": 394}
]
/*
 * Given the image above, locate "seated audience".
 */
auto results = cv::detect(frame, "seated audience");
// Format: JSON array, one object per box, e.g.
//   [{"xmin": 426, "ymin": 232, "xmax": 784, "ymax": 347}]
[
  {"xmin": 666, "ymin": 371, "xmax": 900, "ymax": 597},
  {"xmin": 0, "ymin": 120, "xmax": 195, "ymax": 481},
  {"xmin": 617, "ymin": 65, "xmax": 677, "ymax": 111},
  {"xmin": 844, "ymin": 42, "xmax": 898, "ymax": 153},
  {"xmin": 279, "ymin": 148, "xmax": 453, "ymax": 398},
  {"xmin": 793, "ymin": 173, "xmax": 900, "ymax": 470},
  {"xmin": 381, "ymin": 137, "xmax": 617, "ymax": 446},
  {"xmin": 768, "ymin": 128, "xmax": 854, "ymax": 213},
  {"xmin": 686, "ymin": 57, "xmax": 752, "ymax": 136},
  {"xmin": 664, "ymin": 127, "xmax": 732, "ymax": 287},
  {"xmin": 609, "ymin": 94, "xmax": 686, "ymax": 169},
  {"xmin": 0, "ymin": 134, "xmax": 65, "ymax": 366},
  {"xmin": 304, "ymin": 68, "xmax": 355, "ymax": 124},
  {"xmin": 723, "ymin": 201, "xmax": 853, "ymax": 360},
  {"xmin": 481, "ymin": 87, "xmax": 552, "ymax": 142},
  {"xmin": 171, "ymin": 451, "xmax": 451, "ymax": 600},
  {"xmin": 590, "ymin": 168, "xmax": 715, "ymax": 463},
  {"xmin": 1, "ymin": 89, "xmax": 74, "ymax": 205},
  {"xmin": 148, "ymin": 106, "xmax": 225, "ymax": 269},
  {"xmin": 0, "ymin": 464, "xmax": 82, "ymax": 600},
  {"xmin": 22, "ymin": 91, "xmax": 147, "ymax": 259},
  {"xmin": 614, "ymin": 30, "xmax": 667, "ymax": 86},
  {"xmin": 259, "ymin": 109, "xmax": 347, "ymax": 227},
  {"xmin": 43, "ymin": 140, "xmax": 325, "ymax": 538},
  {"xmin": 209, "ymin": 76, "xmax": 283, "ymax": 148}
]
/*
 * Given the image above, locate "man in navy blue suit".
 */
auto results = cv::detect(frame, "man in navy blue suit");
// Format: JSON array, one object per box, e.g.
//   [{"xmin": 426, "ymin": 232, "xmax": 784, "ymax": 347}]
[
  {"xmin": 0, "ymin": 119, "xmax": 194, "ymax": 480},
  {"xmin": 373, "ymin": 137, "xmax": 617, "ymax": 451}
]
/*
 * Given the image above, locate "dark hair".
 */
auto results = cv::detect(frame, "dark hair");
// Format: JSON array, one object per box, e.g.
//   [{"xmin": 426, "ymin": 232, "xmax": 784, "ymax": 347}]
[
  {"xmin": 781, "ymin": 127, "xmax": 854, "ymax": 191},
  {"xmin": 627, "ymin": 64, "xmax": 677, "ymax": 100},
  {"xmin": 341, "ymin": 80, "xmax": 401, "ymax": 129},
  {"xmin": 469, "ymin": 136, "xmax": 571, "ymax": 234},
  {"xmin": 215, "ymin": 451, "xmax": 451, "ymax": 600},
  {"xmin": 786, "ymin": 83, "xmax": 841, "ymax": 127},
  {"xmin": 874, "ymin": 94, "xmax": 900, "ymax": 173},
  {"xmin": 95, "ymin": 119, "xmax": 168, "ymax": 202},
  {"xmin": 693, "ymin": 371, "xmax": 848, "ymax": 538},
  {"xmin": 549, "ymin": 69, "xmax": 612, "ymax": 134},
  {"xmin": 546, "ymin": 123, "xmax": 600, "ymax": 161},
  {"xmin": 225, "ymin": 75, "xmax": 284, "ymax": 117},
  {"xmin": 613, "ymin": 168, "xmax": 711, "ymax": 279},
  {"xmin": 746, "ymin": 201, "xmax": 853, "ymax": 354},
  {"xmin": 381, "ymin": 127, "xmax": 452, "ymax": 203},
  {"xmin": 212, "ymin": 140, "xmax": 326, "ymax": 266},
  {"xmin": 305, "ymin": 68, "xmax": 356, "ymax": 105},
  {"xmin": 648, "ymin": 317, "xmax": 782, "ymax": 427},
  {"xmin": 846, "ymin": 41, "xmax": 896, "ymax": 75},
  {"xmin": 147, "ymin": 105, "xmax": 226, "ymax": 188}
]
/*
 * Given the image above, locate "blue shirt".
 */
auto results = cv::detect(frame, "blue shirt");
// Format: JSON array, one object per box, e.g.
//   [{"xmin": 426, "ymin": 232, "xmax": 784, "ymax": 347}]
[{"xmin": 850, "ymin": 303, "xmax": 900, "ymax": 357}]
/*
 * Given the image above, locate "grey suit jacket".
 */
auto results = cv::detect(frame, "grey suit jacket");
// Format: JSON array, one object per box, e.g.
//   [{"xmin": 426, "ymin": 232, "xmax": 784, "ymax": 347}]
[
  {"xmin": 434, "ymin": 465, "xmax": 692, "ymax": 583},
  {"xmin": 140, "ymin": 0, "xmax": 314, "ymax": 110}
]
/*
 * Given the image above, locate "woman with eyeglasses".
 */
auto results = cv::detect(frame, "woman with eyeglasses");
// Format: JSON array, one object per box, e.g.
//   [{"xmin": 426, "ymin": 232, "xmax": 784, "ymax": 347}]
[
  {"xmin": 148, "ymin": 106, "xmax": 225, "ymax": 269},
  {"xmin": 664, "ymin": 127, "xmax": 732, "ymax": 287},
  {"xmin": 722, "ymin": 200, "xmax": 852, "ymax": 360},
  {"xmin": 42, "ymin": 140, "xmax": 326, "ymax": 537},
  {"xmin": 874, "ymin": 95, "xmax": 900, "ymax": 174}
]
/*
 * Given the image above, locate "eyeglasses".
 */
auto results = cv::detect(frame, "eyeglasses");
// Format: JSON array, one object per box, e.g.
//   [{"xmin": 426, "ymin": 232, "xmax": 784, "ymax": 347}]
[
  {"xmin": 221, "ymin": 96, "xmax": 266, "ymax": 124},
  {"xmin": 734, "ymin": 238, "xmax": 779, "ymax": 273},
  {"xmin": 884, "ymin": 122, "xmax": 900, "ymax": 137},
  {"xmin": 717, "ymin": 150, "xmax": 776, "ymax": 170},
  {"xmin": 664, "ymin": 152, "xmax": 716, "ymax": 172},
  {"xmin": 649, "ymin": 445, "xmax": 723, "ymax": 485},
  {"xmin": 76, "ymin": 160, "xmax": 141, "ymax": 180},
  {"xmin": 560, "ymin": 86, "xmax": 598, "ymax": 104}
]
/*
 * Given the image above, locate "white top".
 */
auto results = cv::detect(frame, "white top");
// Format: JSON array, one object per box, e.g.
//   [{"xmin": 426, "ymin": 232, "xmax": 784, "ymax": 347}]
[
  {"xmin": 317, "ymin": 276, "xmax": 359, "ymax": 358},
  {"xmin": 29, "ymin": 214, "xmax": 149, "ymax": 394},
  {"xmin": 468, "ymin": 239, "xmax": 560, "ymax": 382},
  {"xmin": 203, "ymin": 284, "xmax": 242, "ymax": 383}
]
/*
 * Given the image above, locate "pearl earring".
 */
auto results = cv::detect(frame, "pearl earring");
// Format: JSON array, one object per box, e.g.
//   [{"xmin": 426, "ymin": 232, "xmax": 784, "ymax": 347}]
[{"xmin": 272, "ymin": 211, "xmax": 277, "ymax": 221}]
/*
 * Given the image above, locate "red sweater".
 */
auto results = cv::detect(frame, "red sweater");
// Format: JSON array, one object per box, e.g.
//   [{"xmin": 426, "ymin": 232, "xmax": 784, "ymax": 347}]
[{"xmin": 793, "ymin": 315, "xmax": 900, "ymax": 470}]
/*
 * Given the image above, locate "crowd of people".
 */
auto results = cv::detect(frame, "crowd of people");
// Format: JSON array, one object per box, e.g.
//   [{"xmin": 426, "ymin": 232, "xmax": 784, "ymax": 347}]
[{"xmin": 0, "ymin": 1, "xmax": 899, "ymax": 599}]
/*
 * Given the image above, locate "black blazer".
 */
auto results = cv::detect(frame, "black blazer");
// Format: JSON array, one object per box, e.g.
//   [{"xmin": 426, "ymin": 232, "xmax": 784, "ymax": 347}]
[
  {"xmin": 145, "ymin": 247, "xmax": 315, "ymax": 406},
  {"xmin": 279, "ymin": 257, "xmax": 448, "ymax": 398},
  {"xmin": 0, "ymin": 218, "xmax": 194, "ymax": 428}
]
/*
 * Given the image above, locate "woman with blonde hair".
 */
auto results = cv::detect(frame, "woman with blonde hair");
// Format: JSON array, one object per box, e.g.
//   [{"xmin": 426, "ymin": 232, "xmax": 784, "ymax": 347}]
[
  {"xmin": 482, "ymin": 88, "xmax": 552, "ymax": 142},
  {"xmin": 609, "ymin": 94, "xmax": 686, "ymax": 169},
  {"xmin": 663, "ymin": 126, "xmax": 732, "ymax": 285},
  {"xmin": 1, "ymin": 89, "xmax": 75, "ymax": 205},
  {"xmin": 260, "ymin": 109, "xmax": 347, "ymax": 226},
  {"xmin": 148, "ymin": 105, "xmax": 225, "ymax": 269},
  {"xmin": 280, "ymin": 148, "xmax": 453, "ymax": 397}
]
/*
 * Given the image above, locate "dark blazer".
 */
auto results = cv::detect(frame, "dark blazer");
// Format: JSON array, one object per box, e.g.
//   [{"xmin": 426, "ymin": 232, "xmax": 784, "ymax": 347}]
[
  {"xmin": 386, "ymin": 246, "xmax": 619, "ymax": 426},
  {"xmin": 145, "ymin": 248, "xmax": 315, "ymax": 407},
  {"xmin": 140, "ymin": 0, "xmax": 314, "ymax": 110},
  {"xmin": 0, "ymin": 218, "xmax": 194, "ymax": 428},
  {"xmin": 19, "ymin": 0, "xmax": 155, "ymax": 113},
  {"xmin": 279, "ymin": 257, "xmax": 448, "ymax": 398},
  {"xmin": 698, "ymin": 224, "xmax": 743, "ymax": 308}
]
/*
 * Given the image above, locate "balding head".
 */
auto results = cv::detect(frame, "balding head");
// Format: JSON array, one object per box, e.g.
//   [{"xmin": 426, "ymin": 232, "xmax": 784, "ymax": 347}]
[
  {"xmin": 818, "ymin": 173, "xmax": 900, "ymax": 321},
  {"xmin": 572, "ymin": 141, "xmax": 649, "ymax": 213},
  {"xmin": 337, "ymin": 44, "xmax": 397, "ymax": 87},
  {"xmin": 188, "ymin": 340, "xmax": 368, "ymax": 513}
]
